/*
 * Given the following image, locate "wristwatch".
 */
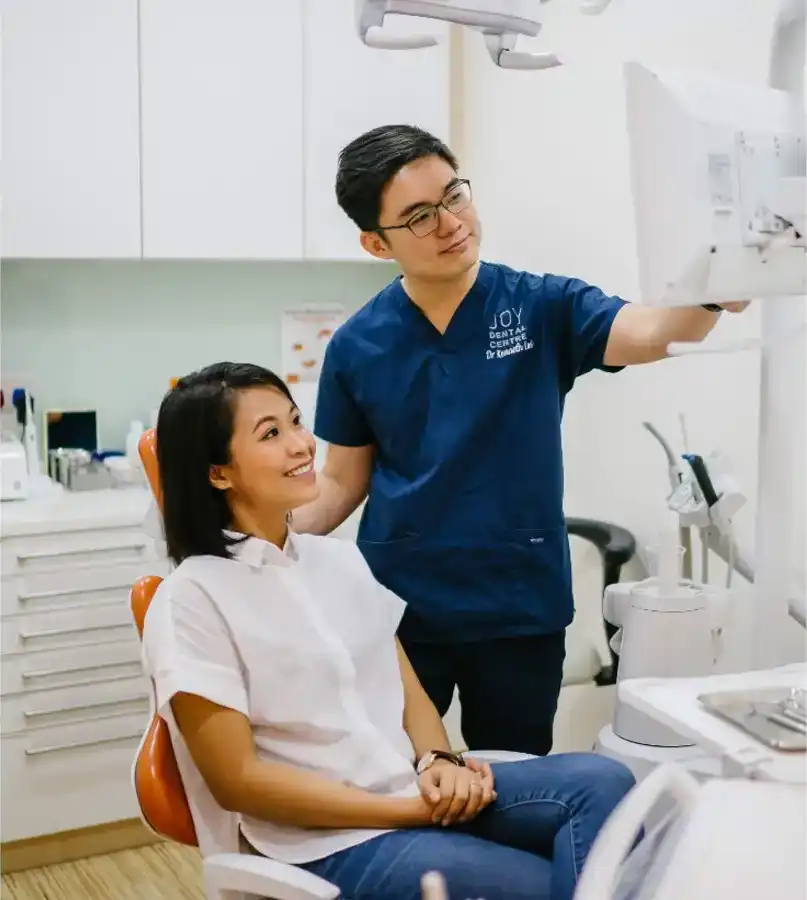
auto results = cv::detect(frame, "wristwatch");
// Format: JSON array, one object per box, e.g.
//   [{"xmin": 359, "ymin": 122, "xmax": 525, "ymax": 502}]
[
  {"xmin": 701, "ymin": 304, "xmax": 724, "ymax": 312},
  {"xmin": 416, "ymin": 750, "xmax": 466, "ymax": 775}
]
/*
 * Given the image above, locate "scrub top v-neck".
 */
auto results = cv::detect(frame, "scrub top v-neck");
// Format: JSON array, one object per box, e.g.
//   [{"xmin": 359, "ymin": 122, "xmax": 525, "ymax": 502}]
[{"xmin": 314, "ymin": 261, "xmax": 627, "ymax": 643}]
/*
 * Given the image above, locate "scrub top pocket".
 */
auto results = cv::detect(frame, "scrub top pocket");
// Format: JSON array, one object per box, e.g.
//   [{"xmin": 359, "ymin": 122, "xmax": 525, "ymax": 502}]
[{"xmin": 358, "ymin": 527, "xmax": 573, "ymax": 642}]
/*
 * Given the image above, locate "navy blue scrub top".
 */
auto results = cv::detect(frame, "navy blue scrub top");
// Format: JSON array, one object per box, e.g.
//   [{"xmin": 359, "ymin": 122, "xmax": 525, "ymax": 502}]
[{"xmin": 314, "ymin": 261, "xmax": 627, "ymax": 643}]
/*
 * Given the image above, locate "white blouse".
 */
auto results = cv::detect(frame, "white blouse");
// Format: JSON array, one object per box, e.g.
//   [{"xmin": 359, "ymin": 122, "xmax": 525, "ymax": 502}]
[{"xmin": 142, "ymin": 531, "xmax": 421, "ymax": 865}]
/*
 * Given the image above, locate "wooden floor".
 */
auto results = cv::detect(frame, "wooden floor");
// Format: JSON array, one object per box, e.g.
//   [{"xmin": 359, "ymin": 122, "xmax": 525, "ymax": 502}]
[{"xmin": 2, "ymin": 843, "xmax": 205, "ymax": 900}]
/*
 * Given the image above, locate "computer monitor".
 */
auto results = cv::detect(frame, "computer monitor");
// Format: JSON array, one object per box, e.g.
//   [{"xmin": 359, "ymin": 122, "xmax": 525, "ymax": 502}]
[{"xmin": 623, "ymin": 61, "xmax": 806, "ymax": 308}]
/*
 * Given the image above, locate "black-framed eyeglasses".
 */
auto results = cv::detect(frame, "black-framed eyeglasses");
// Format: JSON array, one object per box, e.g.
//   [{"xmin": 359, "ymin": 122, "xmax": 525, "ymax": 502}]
[{"xmin": 378, "ymin": 179, "xmax": 473, "ymax": 238}]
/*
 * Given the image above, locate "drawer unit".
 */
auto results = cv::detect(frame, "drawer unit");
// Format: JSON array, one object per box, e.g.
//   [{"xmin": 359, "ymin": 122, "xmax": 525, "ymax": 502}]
[
  {"xmin": 1, "ymin": 603, "xmax": 138, "ymax": 656},
  {"xmin": 0, "ymin": 490, "xmax": 166, "ymax": 843},
  {"xmin": 2, "ymin": 526, "xmax": 157, "ymax": 578},
  {"xmin": 1, "ymin": 640, "xmax": 144, "ymax": 696},
  {"xmin": 1, "ymin": 712, "xmax": 148, "ymax": 841},
  {"xmin": 2, "ymin": 561, "xmax": 169, "ymax": 618},
  {"xmin": 1, "ymin": 674, "xmax": 150, "ymax": 735}
]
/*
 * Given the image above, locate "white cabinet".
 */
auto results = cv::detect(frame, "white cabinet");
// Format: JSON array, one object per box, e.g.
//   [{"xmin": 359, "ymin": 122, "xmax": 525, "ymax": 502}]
[
  {"xmin": 0, "ymin": 0, "xmax": 141, "ymax": 259},
  {"xmin": 139, "ymin": 0, "xmax": 304, "ymax": 260},
  {"xmin": 0, "ymin": 489, "xmax": 169, "ymax": 841},
  {"xmin": 302, "ymin": 1, "xmax": 451, "ymax": 261},
  {"xmin": 1, "ymin": 2, "xmax": 452, "ymax": 261}
]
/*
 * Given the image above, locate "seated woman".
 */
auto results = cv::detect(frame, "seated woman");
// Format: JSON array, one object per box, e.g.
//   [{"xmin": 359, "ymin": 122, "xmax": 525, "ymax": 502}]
[{"xmin": 143, "ymin": 361, "xmax": 636, "ymax": 900}]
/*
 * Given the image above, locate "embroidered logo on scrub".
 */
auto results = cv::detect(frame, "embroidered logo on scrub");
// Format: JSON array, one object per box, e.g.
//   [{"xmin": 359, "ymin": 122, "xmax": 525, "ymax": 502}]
[{"xmin": 486, "ymin": 307, "xmax": 535, "ymax": 360}]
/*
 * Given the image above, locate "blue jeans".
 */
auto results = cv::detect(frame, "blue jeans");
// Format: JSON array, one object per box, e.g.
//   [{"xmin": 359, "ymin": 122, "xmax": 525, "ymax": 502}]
[{"xmin": 302, "ymin": 754, "xmax": 635, "ymax": 900}]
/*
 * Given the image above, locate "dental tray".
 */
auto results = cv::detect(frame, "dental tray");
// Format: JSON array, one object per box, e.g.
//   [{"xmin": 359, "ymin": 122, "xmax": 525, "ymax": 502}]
[{"xmin": 698, "ymin": 686, "xmax": 807, "ymax": 752}]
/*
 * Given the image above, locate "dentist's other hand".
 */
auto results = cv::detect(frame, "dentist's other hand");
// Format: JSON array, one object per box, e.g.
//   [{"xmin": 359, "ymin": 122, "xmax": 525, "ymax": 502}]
[{"xmin": 419, "ymin": 758, "xmax": 496, "ymax": 826}]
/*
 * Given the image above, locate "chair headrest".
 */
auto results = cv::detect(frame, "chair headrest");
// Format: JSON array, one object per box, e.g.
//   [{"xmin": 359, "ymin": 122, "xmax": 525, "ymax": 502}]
[{"xmin": 139, "ymin": 429, "xmax": 162, "ymax": 511}]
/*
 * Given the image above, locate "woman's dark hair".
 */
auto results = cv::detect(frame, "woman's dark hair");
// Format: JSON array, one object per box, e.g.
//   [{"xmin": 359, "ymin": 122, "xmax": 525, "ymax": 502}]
[{"xmin": 156, "ymin": 362, "xmax": 294, "ymax": 565}]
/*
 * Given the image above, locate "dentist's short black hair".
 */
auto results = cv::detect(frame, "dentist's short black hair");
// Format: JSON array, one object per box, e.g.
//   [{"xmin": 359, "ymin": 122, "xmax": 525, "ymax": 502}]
[
  {"xmin": 336, "ymin": 124, "xmax": 459, "ymax": 231},
  {"xmin": 156, "ymin": 362, "xmax": 294, "ymax": 565}
]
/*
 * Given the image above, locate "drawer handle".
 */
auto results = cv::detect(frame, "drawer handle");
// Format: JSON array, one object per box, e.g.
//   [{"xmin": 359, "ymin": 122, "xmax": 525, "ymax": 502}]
[
  {"xmin": 25, "ymin": 731, "xmax": 143, "ymax": 756},
  {"xmin": 19, "ymin": 622, "xmax": 133, "ymax": 641},
  {"xmin": 16, "ymin": 598, "xmax": 124, "ymax": 614},
  {"xmin": 16, "ymin": 544, "xmax": 147, "ymax": 563},
  {"xmin": 22, "ymin": 659, "xmax": 141, "ymax": 681},
  {"xmin": 18, "ymin": 584, "xmax": 133, "ymax": 603},
  {"xmin": 24, "ymin": 693, "xmax": 149, "ymax": 720},
  {"xmin": 27, "ymin": 672, "xmax": 147, "ymax": 692}
]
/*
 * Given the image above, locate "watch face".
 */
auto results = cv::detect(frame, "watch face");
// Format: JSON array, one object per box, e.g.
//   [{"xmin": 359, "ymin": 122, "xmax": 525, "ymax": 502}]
[{"xmin": 417, "ymin": 752, "xmax": 435, "ymax": 774}]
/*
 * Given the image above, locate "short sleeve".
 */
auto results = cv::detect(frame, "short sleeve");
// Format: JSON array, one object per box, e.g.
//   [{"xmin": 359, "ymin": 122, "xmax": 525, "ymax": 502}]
[
  {"xmin": 544, "ymin": 274, "xmax": 628, "ymax": 386},
  {"xmin": 142, "ymin": 577, "xmax": 249, "ymax": 719},
  {"xmin": 313, "ymin": 337, "xmax": 375, "ymax": 447},
  {"xmin": 376, "ymin": 583, "xmax": 407, "ymax": 633}
]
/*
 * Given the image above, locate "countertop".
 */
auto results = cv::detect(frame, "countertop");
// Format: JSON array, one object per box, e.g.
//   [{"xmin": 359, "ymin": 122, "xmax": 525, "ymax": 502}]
[
  {"xmin": 1, "ymin": 487, "xmax": 364, "ymax": 540},
  {"xmin": 0, "ymin": 487, "xmax": 153, "ymax": 537},
  {"xmin": 619, "ymin": 663, "xmax": 807, "ymax": 784}
]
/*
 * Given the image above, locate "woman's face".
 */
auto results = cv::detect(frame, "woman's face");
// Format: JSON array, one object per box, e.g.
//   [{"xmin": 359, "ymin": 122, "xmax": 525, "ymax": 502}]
[{"xmin": 210, "ymin": 386, "xmax": 318, "ymax": 513}]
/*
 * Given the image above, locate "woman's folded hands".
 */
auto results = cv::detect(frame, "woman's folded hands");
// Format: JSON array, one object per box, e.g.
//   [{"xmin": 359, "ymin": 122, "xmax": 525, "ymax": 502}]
[{"xmin": 418, "ymin": 756, "xmax": 497, "ymax": 827}]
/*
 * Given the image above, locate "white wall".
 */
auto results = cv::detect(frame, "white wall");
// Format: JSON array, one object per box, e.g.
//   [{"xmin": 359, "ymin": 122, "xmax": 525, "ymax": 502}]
[
  {"xmin": 0, "ymin": 260, "xmax": 396, "ymax": 448},
  {"xmin": 459, "ymin": 0, "xmax": 804, "ymax": 668}
]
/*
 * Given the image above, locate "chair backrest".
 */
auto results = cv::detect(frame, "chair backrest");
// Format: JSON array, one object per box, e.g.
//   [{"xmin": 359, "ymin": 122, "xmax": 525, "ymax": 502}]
[{"xmin": 131, "ymin": 428, "xmax": 198, "ymax": 847}]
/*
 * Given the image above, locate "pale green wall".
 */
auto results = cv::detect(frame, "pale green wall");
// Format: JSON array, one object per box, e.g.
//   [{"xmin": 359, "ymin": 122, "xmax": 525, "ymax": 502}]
[{"xmin": 0, "ymin": 260, "xmax": 396, "ymax": 449}]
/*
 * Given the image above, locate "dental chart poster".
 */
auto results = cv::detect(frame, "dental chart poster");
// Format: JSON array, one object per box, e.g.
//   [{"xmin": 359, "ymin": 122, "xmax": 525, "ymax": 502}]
[
  {"xmin": 281, "ymin": 307, "xmax": 345, "ymax": 386},
  {"xmin": 282, "ymin": 308, "xmax": 345, "ymax": 458}
]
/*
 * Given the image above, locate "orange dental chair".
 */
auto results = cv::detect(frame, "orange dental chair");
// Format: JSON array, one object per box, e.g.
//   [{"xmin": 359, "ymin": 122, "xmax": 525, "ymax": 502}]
[{"xmin": 129, "ymin": 429, "xmax": 340, "ymax": 900}]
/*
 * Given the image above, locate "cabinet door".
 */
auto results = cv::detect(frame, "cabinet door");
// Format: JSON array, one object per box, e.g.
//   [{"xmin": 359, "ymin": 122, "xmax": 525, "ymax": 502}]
[
  {"xmin": 302, "ymin": 1, "xmax": 451, "ymax": 261},
  {"xmin": 139, "ymin": 0, "xmax": 304, "ymax": 260},
  {"xmin": 0, "ymin": 0, "xmax": 141, "ymax": 259}
]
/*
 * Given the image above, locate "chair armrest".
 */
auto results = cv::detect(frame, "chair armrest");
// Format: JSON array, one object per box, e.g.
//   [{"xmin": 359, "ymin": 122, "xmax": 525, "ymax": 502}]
[
  {"xmin": 203, "ymin": 853, "xmax": 339, "ymax": 900},
  {"xmin": 464, "ymin": 750, "xmax": 536, "ymax": 764},
  {"xmin": 565, "ymin": 517, "xmax": 636, "ymax": 571}
]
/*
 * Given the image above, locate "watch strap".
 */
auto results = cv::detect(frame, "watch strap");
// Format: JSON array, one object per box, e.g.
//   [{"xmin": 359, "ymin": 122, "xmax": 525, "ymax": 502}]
[{"xmin": 416, "ymin": 749, "xmax": 466, "ymax": 774}]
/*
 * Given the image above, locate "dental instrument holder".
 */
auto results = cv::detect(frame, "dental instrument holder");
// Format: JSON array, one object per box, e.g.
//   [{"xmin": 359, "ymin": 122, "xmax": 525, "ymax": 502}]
[
  {"xmin": 603, "ymin": 423, "xmax": 751, "ymax": 749},
  {"xmin": 642, "ymin": 422, "xmax": 753, "ymax": 587},
  {"xmin": 356, "ymin": 0, "xmax": 564, "ymax": 69}
]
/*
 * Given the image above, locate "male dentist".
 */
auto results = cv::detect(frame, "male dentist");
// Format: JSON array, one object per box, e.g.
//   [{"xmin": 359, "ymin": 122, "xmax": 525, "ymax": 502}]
[{"xmin": 292, "ymin": 124, "xmax": 747, "ymax": 756}]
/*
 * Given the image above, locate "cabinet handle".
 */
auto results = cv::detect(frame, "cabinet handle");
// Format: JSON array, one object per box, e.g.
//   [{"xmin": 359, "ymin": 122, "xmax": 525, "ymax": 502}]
[
  {"xmin": 24, "ymin": 693, "xmax": 149, "ymax": 720},
  {"xmin": 18, "ymin": 598, "xmax": 125, "ymax": 614},
  {"xmin": 19, "ymin": 622, "xmax": 133, "ymax": 641},
  {"xmin": 22, "ymin": 658, "xmax": 141, "ymax": 681},
  {"xmin": 24, "ymin": 672, "xmax": 148, "ymax": 692},
  {"xmin": 16, "ymin": 544, "xmax": 146, "ymax": 563},
  {"xmin": 18, "ymin": 584, "xmax": 133, "ymax": 603},
  {"xmin": 25, "ymin": 731, "xmax": 143, "ymax": 756}
]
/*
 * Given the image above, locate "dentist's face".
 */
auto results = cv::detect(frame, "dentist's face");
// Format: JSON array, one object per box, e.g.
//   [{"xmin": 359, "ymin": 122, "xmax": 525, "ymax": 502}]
[{"xmin": 360, "ymin": 154, "xmax": 481, "ymax": 282}]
